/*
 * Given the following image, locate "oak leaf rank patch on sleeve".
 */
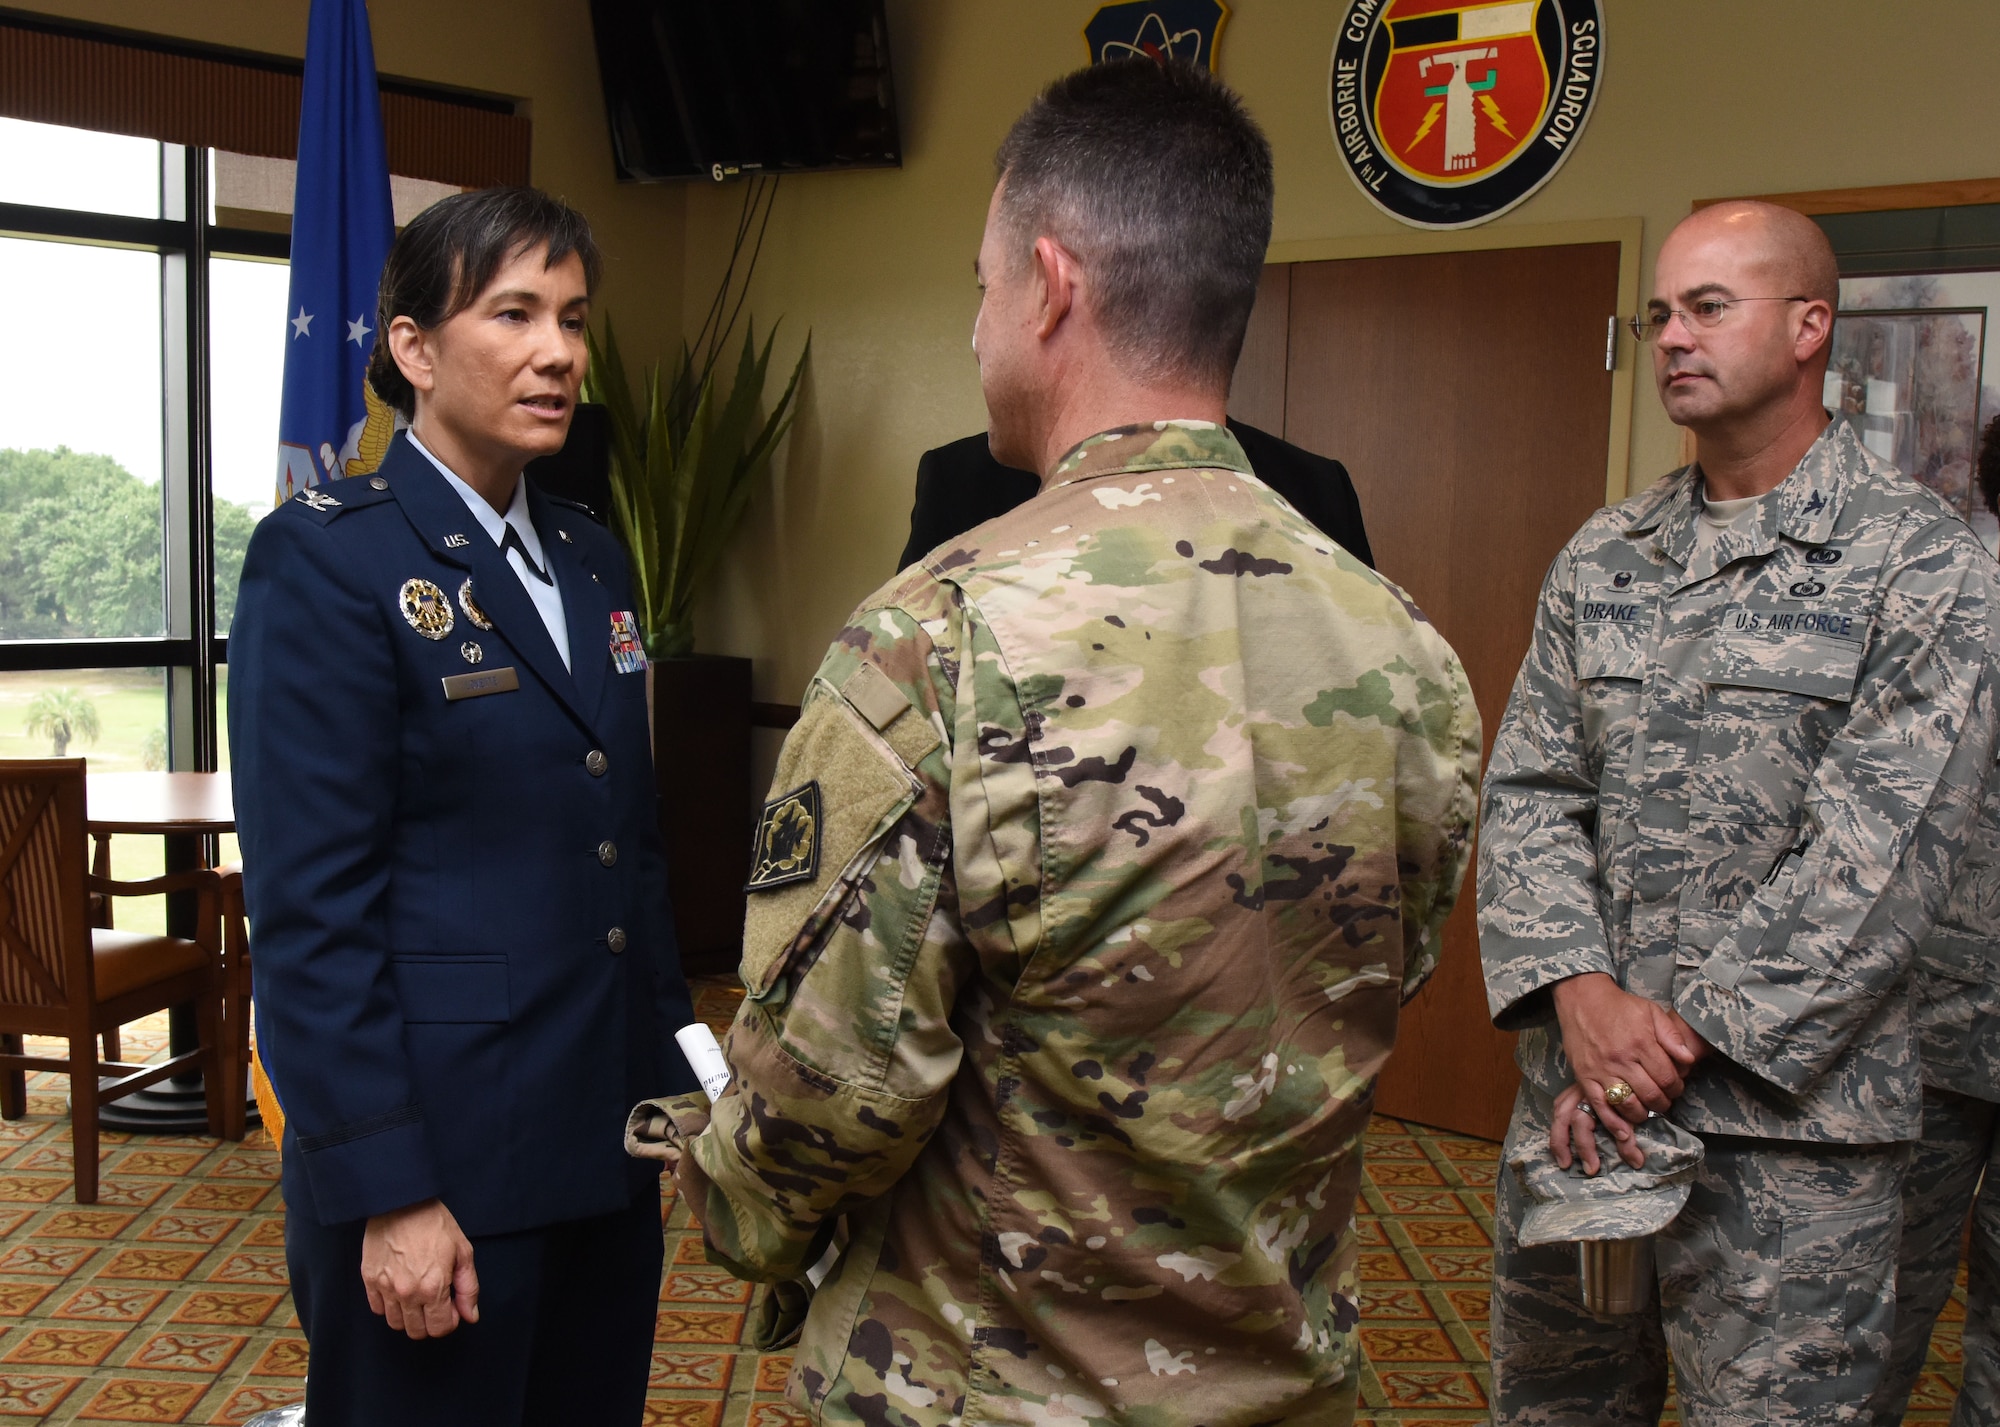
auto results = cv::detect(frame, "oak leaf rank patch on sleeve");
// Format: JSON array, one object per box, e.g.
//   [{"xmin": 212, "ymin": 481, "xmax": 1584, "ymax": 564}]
[{"xmin": 747, "ymin": 782, "xmax": 821, "ymax": 892}]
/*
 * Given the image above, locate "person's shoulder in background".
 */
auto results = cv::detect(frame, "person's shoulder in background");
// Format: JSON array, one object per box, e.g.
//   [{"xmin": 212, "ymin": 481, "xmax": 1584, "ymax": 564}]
[
  {"xmin": 898, "ymin": 423, "xmax": 1373, "ymax": 573},
  {"xmin": 897, "ymin": 434, "xmax": 1040, "ymax": 571},
  {"xmin": 1227, "ymin": 419, "xmax": 1373, "ymax": 570}
]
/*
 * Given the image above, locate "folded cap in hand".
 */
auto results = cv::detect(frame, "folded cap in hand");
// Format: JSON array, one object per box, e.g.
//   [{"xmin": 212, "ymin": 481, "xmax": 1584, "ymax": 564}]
[{"xmin": 1507, "ymin": 1096, "xmax": 1705, "ymax": 1248}]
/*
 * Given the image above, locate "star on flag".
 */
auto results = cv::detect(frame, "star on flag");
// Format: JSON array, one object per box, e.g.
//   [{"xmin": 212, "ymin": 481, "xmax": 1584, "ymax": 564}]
[
  {"xmin": 291, "ymin": 307, "xmax": 314, "ymax": 338},
  {"xmin": 346, "ymin": 314, "xmax": 372, "ymax": 346}
]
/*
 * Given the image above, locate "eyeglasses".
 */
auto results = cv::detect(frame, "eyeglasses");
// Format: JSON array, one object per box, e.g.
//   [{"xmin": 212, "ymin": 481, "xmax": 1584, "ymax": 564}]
[{"xmin": 1625, "ymin": 297, "xmax": 1809, "ymax": 343}]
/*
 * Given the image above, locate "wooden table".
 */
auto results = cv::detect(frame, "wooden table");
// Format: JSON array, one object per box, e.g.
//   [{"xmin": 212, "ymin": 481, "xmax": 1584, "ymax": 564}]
[{"xmin": 86, "ymin": 771, "xmax": 246, "ymax": 1134}]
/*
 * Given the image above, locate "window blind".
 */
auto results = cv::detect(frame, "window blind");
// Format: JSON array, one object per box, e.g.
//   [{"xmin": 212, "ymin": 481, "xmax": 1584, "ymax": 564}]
[{"xmin": 0, "ymin": 14, "xmax": 531, "ymax": 190}]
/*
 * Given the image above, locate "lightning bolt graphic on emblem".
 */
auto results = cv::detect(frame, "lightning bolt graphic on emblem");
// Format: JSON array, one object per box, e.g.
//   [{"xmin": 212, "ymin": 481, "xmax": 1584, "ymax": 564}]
[
  {"xmin": 1407, "ymin": 100, "xmax": 1444, "ymax": 153},
  {"xmin": 1478, "ymin": 92, "xmax": 1516, "ymax": 140}
]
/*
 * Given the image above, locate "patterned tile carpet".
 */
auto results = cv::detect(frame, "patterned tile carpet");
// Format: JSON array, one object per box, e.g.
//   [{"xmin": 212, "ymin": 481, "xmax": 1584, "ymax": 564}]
[{"xmin": 0, "ymin": 983, "xmax": 1963, "ymax": 1423}]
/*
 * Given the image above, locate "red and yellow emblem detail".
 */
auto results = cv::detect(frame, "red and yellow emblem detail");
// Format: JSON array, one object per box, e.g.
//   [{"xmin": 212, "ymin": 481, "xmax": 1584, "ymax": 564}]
[{"xmin": 1373, "ymin": 0, "xmax": 1548, "ymax": 186}]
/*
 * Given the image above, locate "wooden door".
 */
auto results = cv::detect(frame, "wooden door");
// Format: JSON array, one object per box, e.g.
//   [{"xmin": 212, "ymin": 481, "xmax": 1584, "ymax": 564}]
[{"xmin": 1231, "ymin": 244, "xmax": 1621, "ymax": 1140}]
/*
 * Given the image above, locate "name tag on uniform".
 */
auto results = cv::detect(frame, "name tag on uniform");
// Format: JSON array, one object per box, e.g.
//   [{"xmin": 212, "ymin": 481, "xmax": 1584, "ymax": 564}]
[{"xmin": 442, "ymin": 667, "xmax": 520, "ymax": 701}]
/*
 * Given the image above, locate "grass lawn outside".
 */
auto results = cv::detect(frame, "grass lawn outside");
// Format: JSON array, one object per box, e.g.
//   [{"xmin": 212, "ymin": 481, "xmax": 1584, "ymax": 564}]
[{"xmin": 0, "ymin": 668, "xmax": 240, "ymax": 939}]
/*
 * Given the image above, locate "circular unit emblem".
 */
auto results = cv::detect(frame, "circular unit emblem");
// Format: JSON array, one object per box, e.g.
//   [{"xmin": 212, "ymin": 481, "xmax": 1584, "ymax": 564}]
[
  {"xmin": 399, "ymin": 578, "xmax": 455, "ymax": 640},
  {"xmin": 1329, "ymin": 0, "xmax": 1604, "ymax": 230}
]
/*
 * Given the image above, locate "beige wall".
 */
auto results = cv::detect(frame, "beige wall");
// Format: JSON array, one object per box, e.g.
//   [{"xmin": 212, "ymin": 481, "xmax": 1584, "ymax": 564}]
[
  {"xmin": 13, "ymin": 0, "xmax": 688, "ymax": 379},
  {"xmin": 689, "ymin": 0, "xmax": 2000, "ymax": 708},
  {"xmin": 20, "ymin": 1, "xmax": 2000, "ymax": 714}
]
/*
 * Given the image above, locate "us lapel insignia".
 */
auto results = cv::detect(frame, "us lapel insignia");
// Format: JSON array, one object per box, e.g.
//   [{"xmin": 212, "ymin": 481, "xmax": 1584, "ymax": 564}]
[
  {"xmin": 399, "ymin": 578, "xmax": 455, "ymax": 639},
  {"xmin": 457, "ymin": 578, "xmax": 494, "ymax": 631},
  {"xmin": 746, "ymin": 782, "xmax": 821, "ymax": 891},
  {"xmin": 609, "ymin": 611, "xmax": 648, "ymax": 674}
]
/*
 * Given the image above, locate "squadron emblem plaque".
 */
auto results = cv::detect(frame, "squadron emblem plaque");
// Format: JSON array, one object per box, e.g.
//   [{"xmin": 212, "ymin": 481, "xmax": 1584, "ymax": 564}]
[{"xmin": 1330, "ymin": 0, "xmax": 1604, "ymax": 229}]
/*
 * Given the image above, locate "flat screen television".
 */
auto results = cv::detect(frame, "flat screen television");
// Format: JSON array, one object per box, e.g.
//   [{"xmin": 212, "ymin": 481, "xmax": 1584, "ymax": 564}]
[{"xmin": 588, "ymin": 0, "xmax": 901, "ymax": 182}]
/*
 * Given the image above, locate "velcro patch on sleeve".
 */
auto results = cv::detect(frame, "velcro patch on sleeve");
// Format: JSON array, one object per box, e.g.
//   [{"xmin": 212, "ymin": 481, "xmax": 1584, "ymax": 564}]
[
  {"xmin": 739, "ymin": 687, "xmax": 921, "ymax": 998},
  {"xmin": 841, "ymin": 661, "xmax": 942, "ymax": 769}
]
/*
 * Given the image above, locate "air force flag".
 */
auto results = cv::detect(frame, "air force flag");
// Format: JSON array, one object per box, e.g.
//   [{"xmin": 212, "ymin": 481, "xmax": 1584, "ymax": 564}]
[{"xmin": 275, "ymin": 0, "xmax": 397, "ymax": 504}]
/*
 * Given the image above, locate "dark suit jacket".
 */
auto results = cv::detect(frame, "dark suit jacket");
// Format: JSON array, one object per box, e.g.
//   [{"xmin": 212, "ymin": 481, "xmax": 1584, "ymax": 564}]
[
  {"xmin": 230, "ymin": 434, "xmax": 697, "ymax": 1235},
  {"xmin": 896, "ymin": 418, "xmax": 1373, "ymax": 571}
]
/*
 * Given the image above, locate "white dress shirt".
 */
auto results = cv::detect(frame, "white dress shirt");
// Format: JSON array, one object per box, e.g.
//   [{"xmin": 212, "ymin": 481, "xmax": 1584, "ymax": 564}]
[{"xmin": 408, "ymin": 431, "xmax": 572, "ymax": 672}]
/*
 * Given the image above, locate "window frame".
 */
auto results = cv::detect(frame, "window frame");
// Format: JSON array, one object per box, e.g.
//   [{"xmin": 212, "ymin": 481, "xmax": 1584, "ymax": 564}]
[{"xmin": 0, "ymin": 141, "xmax": 289, "ymax": 771}]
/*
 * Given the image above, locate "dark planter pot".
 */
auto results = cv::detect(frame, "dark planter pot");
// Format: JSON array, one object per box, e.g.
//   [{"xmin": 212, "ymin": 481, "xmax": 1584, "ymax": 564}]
[{"xmin": 650, "ymin": 654, "xmax": 751, "ymax": 979}]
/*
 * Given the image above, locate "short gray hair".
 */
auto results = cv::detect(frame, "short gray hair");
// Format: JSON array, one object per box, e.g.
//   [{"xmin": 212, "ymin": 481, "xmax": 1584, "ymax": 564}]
[{"xmin": 995, "ymin": 59, "xmax": 1274, "ymax": 389}]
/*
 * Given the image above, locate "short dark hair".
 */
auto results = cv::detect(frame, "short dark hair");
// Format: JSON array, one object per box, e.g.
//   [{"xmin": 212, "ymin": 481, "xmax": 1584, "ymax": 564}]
[
  {"xmin": 994, "ymin": 59, "xmax": 1273, "ymax": 389},
  {"xmin": 1980, "ymin": 413, "xmax": 2000, "ymax": 519},
  {"xmin": 366, "ymin": 186, "xmax": 603, "ymax": 418}
]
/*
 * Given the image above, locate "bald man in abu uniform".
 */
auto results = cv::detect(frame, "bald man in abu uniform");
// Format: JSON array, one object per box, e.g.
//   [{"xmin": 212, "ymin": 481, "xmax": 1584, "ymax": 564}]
[{"xmin": 1478, "ymin": 202, "xmax": 2000, "ymax": 1425}]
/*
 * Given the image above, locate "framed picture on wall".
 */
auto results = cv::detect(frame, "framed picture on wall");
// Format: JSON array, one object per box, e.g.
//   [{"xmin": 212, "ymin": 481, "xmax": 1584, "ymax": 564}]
[{"xmin": 1836, "ymin": 272, "xmax": 2000, "ymax": 550}]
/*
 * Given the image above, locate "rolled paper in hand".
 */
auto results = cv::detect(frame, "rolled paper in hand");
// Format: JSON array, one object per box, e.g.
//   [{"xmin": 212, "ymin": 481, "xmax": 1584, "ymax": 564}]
[
  {"xmin": 675, "ymin": 1024, "xmax": 731, "ymax": 1105},
  {"xmin": 673, "ymin": 1020, "xmax": 838, "ymax": 1287}
]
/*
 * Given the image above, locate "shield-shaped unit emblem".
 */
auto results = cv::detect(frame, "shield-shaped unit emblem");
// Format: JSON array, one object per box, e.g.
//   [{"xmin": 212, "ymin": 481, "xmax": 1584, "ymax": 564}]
[{"xmin": 1085, "ymin": 1, "xmax": 1229, "ymax": 73}]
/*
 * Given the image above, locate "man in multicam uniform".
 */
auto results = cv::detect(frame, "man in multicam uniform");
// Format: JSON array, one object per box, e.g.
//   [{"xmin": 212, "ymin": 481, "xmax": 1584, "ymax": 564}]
[
  {"xmin": 1873, "ymin": 416, "xmax": 2000, "ymax": 1427},
  {"xmin": 625, "ymin": 59, "xmax": 1480, "ymax": 1427},
  {"xmin": 1479, "ymin": 200, "xmax": 2000, "ymax": 1426}
]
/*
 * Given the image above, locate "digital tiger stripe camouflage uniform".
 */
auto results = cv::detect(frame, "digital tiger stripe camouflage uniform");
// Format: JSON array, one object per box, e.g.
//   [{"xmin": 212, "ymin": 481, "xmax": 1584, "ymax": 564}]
[
  {"xmin": 634, "ymin": 421, "xmax": 1480, "ymax": 1426},
  {"xmin": 1479, "ymin": 421, "xmax": 2000, "ymax": 1425},
  {"xmin": 1874, "ymin": 688, "xmax": 2000, "ymax": 1426}
]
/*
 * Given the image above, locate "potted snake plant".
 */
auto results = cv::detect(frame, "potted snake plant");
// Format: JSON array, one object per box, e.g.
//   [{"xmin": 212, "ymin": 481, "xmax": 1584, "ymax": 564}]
[{"xmin": 582, "ymin": 177, "xmax": 808, "ymax": 975}]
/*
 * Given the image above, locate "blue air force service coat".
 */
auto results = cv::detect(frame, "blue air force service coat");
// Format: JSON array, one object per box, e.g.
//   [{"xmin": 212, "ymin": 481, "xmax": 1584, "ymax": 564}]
[{"xmin": 230, "ymin": 433, "xmax": 697, "ymax": 1236}]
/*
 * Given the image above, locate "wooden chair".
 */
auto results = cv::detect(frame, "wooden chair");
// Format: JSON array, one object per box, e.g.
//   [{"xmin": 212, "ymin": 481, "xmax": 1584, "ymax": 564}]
[
  {"xmin": 0, "ymin": 760, "xmax": 225, "ymax": 1202},
  {"xmin": 216, "ymin": 863, "xmax": 253, "ymax": 1143}
]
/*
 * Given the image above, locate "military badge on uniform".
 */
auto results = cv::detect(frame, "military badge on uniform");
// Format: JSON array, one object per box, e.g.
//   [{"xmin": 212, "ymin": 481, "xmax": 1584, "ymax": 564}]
[
  {"xmin": 296, "ymin": 488, "xmax": 340, "ymax": 511},
  {"xmin": 457, "ymin": 578, "xmax": 493, "ymax": 631},
  {"xmin": 399, "ymin": 578, "xmax": 454, "ymax": 639},
  {"xmin": 460, "ymin": 641, "xmax": 483, "ymax": 665},
  {"xmin": 746, "ymin": 782, "xmax": 821, "ymax": 891},
  {"xmin": 609, "ymin": 611, "xmax": 647, "ymax": 674}
]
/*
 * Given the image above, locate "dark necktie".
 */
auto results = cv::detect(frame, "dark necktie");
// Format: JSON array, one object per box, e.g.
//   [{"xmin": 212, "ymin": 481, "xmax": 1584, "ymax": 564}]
[{"xmin": 500, "ymin": 523, "xmax": 552, "ymax": 585}]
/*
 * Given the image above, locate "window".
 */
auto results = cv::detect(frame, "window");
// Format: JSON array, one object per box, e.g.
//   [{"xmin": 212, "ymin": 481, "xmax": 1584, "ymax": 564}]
[{"xmin": 0, "ymin": 116, "xmax": 460, "ymax": 776}]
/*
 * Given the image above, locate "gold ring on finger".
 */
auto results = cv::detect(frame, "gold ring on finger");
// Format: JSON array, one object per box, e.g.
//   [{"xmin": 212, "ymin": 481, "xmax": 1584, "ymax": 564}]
[{"xmin": 1603, "ymin": 1080, "xmax": 1635, "ymax": 1107}]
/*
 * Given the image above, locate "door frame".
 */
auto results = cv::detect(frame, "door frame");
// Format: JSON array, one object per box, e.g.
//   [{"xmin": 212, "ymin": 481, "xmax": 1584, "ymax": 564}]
[
  {"xmin": 1265, "ymin": 215, "xmax": 1645, "ymax": 504},
  {"xmin": 1695, "ymin": 176, "xmax": 2000, "ymax": 216}
]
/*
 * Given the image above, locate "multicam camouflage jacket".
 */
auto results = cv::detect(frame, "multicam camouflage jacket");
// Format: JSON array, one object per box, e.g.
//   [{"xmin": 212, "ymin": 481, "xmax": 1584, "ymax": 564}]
[
  {"xmin": 1914, "ymin": 702, "xmax": 2000, "ymax": 1103},
  {"xmin": 1480, "ymin": 420, "xmax": 2000, "ymax": 1142},
  {"xmin": 642, "ymin": 422, "xmax": 1480, "ymax": 1425}
]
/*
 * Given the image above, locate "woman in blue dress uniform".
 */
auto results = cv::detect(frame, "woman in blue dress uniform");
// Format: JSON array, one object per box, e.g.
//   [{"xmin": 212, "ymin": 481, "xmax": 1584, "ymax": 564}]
[{"xmin": 230, "ymin": 187, "xmax": 697, "ymax": 1425}]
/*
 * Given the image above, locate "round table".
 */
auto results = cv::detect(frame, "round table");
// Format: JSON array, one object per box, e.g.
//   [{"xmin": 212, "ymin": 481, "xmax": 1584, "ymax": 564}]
[
  {"xmin": 85, "ymin": 771, "xmax": 249, "ymax": 1134},
  {"xmin": 86, "ymin": 771, "xmax": 234, "ymax": 839}
]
